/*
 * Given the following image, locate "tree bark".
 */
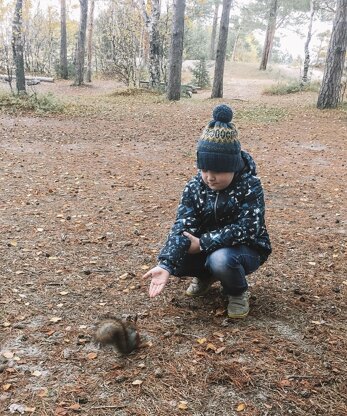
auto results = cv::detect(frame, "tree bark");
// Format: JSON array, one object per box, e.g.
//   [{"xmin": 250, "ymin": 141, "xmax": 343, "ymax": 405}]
[
  {"xmin": 60, "ymin": 0, "xmax": 68, "ymax": 79},
  {"xmin": 302, "ymin": 0, "xmax": 316, "ymax": 83},
  {"xmin": 317, "ymin": 0, "xmax": 347, "ymax": 108},
  {"xmin": 74, "ymin": 0, "xmax": 88, "ymax": 86},
  {"xmin": 211, "ymin": 0, "xmax": 232, "ymax": 98},
  {"xmin": 259, "ymin": 0, "xmax": 278, "ymax": 71},
  {"xmin": 231, "ymin": 25, "xmax": 240, "ymax": 62},
  {"xmin": 148, "ymin": 0, "xmax": 161, "ymax": 89},
  {"xmin": 167, "ymin": 0, "xmax": 186, "ymax": 101},
  {"xmin": 12, "ymin": 0, "xmax": 26, "ymax": 94},
  {"xmin": 86, "ymin": 0, "xmax": 95, "ymax": 83},
  {"xmin": 141, "ymin": 0, "xmax": 161, "ymax": 89},
  {"xmin": 209, "ymin": 0, "xmax": 220, "ymax": 60}
]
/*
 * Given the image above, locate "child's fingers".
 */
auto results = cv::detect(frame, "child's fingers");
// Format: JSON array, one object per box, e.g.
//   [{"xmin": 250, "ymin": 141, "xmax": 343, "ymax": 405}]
[
  {"xmin": 142, "ymin": 271, "xmax": 152, "ymax": 279},
  {"xmin": 149, "ymin": 282, "xmax": 164, "ymax": 298}
]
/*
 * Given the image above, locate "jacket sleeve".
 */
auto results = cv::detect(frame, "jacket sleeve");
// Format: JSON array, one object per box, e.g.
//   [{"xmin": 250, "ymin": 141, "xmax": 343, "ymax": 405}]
[
  {"xmin": 199, "ymin": 179, "xmax": 265, "ymax": 253},
  {"xmin": 158, "ymin": 181, "xmax": 202, "ymax": 275}
]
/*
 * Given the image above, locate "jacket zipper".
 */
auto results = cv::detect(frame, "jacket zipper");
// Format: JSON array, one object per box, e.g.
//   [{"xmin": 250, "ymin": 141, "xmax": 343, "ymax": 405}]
[{"xmin": 214, "ymin": 192, "xmax": 219, "ymax": 224}]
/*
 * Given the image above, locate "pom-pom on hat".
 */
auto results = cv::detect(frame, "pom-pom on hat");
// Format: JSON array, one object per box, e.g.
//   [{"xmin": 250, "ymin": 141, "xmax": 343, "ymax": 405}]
[{"xmin": 197, "ymin": 104, "xmax": 244, "ymax": 173}]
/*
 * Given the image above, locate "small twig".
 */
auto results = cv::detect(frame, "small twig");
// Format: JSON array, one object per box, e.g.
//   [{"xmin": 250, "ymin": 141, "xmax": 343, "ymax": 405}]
[
  {"xmin": 88, "ymin": 404, "xmax": 127, "ymax": 410},
  {"xmin": 180, "ymin": 332, "xmax": 202, "ymax": 339},
  {"xmin": 287, "ymin": 375, "xmax": 315, "ymax": 380},
  {"xmin": 161, "ymin": 381, "xmax": 189, "ymax": 400}
]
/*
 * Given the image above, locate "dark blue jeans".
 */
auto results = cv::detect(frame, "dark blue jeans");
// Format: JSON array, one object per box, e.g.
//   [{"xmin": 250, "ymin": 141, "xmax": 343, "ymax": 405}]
[{"xmin": 175, "ymin": 245, "xmax": 260, "ymax": 296}]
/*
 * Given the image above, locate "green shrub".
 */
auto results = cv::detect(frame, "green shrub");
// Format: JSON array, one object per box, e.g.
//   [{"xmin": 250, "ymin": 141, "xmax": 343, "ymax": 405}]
[
  {"xmin": 263, "ymin": 80, "xmax": 321, "ymax": 95},
  {"xmin": 0, "ymin": 92, "xmax": 64, "ymax": 113}
]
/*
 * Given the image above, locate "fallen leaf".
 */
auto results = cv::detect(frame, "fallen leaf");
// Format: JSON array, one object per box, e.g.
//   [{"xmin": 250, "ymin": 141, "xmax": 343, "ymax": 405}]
[
  {"xmin": 2, "ymin": 384, "xmax": 11, "ymax": 391},
  {"xmin": 311, "ymin": 320, "xmax": 325, "ymax": 325},
  {"xmin": 54, "ymin": 407, "xmax": 68, "ymax": 416},
  {"xmin": 279, "ymin": 379, "xmax": 291, "ymax": 387},
  {"xmin": 67, "ymin": 403, "xmax": 80, "ymax": 410},
  {"xmin": 215, "ymin": 308, "xmax": 225, "ymax": 316},
  {"xmin": 132, "ymin": 379, "xmax": 143, "ymax": 385},
  {"xmin": 24, "ymin": 406, "xmax": 36, "ymax": 413},
  {"xmin": 213, "ymin": 331, "xmax": 224, "ymax": 338},
  {"xmin": 215, "ymin": 346, "xmax": 226, "ymax": 354},
  {"xmin": 308, "ymin": 262, "xmax": 316, "ymax": 266},
  {"xmin": 3, "ymin": 322, "xmax": 11, "ymax": 327},
  {"xmin": 87, "ymin": 352, "xmax": 98, "ymax": 360},
  {"xmin": 178, "ymin": 401, "xmax": 188, "ymax": 410},
  {"xmin": 50, "ymin": 317, "xmax": 62, "ymax": 323},
  {"xmin": 37, "ymin": 388, "xmax": 49, "ymax": 398},
  {"xmin": 236, "ymin": 403, "xmax": 246, "ymax": 412},
  {"xmin": 3, "ymin": 351, "xmax": 14, "ymax": 359},
  {"xmin": 206, "ymin": 343, "xmax": 217, "ymax": 351},
  {"xmin": 15, "ymin": 270, "xmax": 24, "ymax": 275},
  {"xmin": 141, "ymin": 265, "xmax": 150, "ymax": 270},
  {"xmin": 9, "ymin": 240, "xmax": 17, "ymax": 247},
  {"xmin": 32, "ymin": 370, "xmax": 41, "ymax": 377},
  {"xmin": 196, "ymin": 338, "xmax": 207, "ymax": 344},
  {"xmin": 119, "ymin": 273, "xmax": 128, "ymax": 280},
  {"xmin": 59, "ymin": 291, "xmax": 69, "ymax": 296}
]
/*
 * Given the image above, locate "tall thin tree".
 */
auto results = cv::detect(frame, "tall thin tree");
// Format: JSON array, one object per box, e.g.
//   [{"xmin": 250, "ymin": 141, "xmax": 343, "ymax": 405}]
[
  {"xmin": 167, "ymin": 0, "xmax": 186, "ymax": 100},
  {"xmin": 74, "ymin": 0, "xmax": 88, "ymax": 86},
  {"xmin": 302, "ymin": 0, "xmax": 316, "ymax": 83},
  {"xmin": 141, "ymin": 0, "xmax": 161, "ymax": 89},
  {"xmin": 259, "ymin": 0, "xmax": 278, "ymax": 71},
  {"xmin": 211, "ymin": 0, "xmax": 232, "ymax": 99},
  {"xmin": 86, "ymin": 0, "xmax": 95, "ymax": 82},
  {"xmin": 12, "ymin": 0, "xmax": 26, "ymax": 94},
  {"xmin": 317, "ymin": 0, "xmax": 347, "ymax": 108},
  {"xmin": 209, "ymin": 0, "xmax": 220, "ymax": 60},
  {"xmin": 60, "ymin": 0, "xmax": 68, "ymax": 79}
]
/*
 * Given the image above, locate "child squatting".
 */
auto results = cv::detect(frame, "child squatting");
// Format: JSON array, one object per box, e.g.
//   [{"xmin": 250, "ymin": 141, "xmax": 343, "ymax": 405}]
[{"xmin": 143, "ymin": 104, "xmax": 272, "ymax": 318}]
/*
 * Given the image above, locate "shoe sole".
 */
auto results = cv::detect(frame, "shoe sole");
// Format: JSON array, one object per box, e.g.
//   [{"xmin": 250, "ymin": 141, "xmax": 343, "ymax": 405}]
[{"xmin": 227, "ymin": 310, "xmax": 249, "ymax": 319}]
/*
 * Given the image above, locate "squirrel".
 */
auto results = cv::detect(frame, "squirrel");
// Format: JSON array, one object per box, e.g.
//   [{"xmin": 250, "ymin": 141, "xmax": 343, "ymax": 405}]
[{"xmin": 95, "ymin": 317, "xmax": 140, "ymax": 355}]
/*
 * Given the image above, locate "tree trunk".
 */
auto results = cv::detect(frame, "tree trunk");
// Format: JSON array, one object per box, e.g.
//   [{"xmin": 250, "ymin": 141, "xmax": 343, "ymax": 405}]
[
  {"xmin": 60, "ymin": 0, "xmax": 68, "ymax": 79},
  {"xmin": 231, "ymin": 25, "xmax": 240, "ymax": 62},
  {"xmin": 74, "ymin": 0, "xmax": 88, "ymax": 86},
  {"xmin": 12, "ymin": 0, "xmax": 26, "ymax": 94},
  {"xmin": 317, "ymin": 0, "xmax": 347, "ymax": 108},
  {"xmin": 167, "ymin": 0, "xmax": 186, "ymax": 101},
  {"xmin": 86, "ymin": 0, "xmax": 95, "ymax": 83},
  {"xmin": 259, "ymin": 0, "xmax": 278, "ymax": 71},
  {"xmin": 209, "ymin": 0, "xmax": 220, "ymax": 60},
  {"xmin": 302, "ymin": 0, "xmax": 316, "ymax": 83},
  {"xmin": 211, "ymin": 0, "xmax": 232, "ymax": 99},
  {"xmin": 148, "ymin": 0, "xmax": 161, "ymax": 89}
]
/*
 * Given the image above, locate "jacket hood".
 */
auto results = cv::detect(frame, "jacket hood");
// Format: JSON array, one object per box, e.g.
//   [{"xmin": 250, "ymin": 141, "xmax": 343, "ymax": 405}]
[{"xmin": 241, "ymin": 150, "xmax": 257, "ymax": 176}]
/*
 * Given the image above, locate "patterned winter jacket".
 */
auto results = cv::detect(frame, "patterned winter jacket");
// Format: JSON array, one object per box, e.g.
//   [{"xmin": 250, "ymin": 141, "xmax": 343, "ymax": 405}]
[{"xmin": 158, "ymin": 151, "xmax": 271, "ymax": 275}]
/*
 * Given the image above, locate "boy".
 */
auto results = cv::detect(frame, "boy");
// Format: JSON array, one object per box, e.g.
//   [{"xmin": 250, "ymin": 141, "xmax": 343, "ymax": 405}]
[{"xmin": 143, "ymin": 104, "xmax": 271, "ymax": 318}]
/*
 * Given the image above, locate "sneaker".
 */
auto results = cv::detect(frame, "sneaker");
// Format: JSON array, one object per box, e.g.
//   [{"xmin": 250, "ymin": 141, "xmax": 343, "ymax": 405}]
[
  {"xmin": 227, "ymin": 292, "xmax": 250, "ymax": 319},
  {"xmin": 185, "ymin": 277, "xmax": 212, "ymax": 297}
]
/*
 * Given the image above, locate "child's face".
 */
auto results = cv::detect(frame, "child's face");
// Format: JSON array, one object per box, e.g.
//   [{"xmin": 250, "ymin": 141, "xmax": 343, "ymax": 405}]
[{"xmin": 201, "ymin": 170, "xmax": 235, "ymax": 191}]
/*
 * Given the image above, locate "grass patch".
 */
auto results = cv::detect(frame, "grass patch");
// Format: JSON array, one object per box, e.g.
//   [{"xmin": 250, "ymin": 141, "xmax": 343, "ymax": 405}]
[
  {"xmin": 263, "ymin": 80, "xmax": 321, "ymax": 95},
  {"xmin": 110, "ymin": 87, "xmax": 163, "ymax": 97},
  {"xmin": 236, "ymin": 104, "xmax": 288, "ymax": 123},
  {"xmin": 0, "ymin": 92, "xmax": 64, "ymax": 114}
]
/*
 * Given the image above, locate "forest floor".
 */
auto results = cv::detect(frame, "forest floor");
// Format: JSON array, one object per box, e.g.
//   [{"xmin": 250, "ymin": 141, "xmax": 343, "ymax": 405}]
[{"xmin": 0, "ymin": 62, "xmax": 346, "ymax": 416}]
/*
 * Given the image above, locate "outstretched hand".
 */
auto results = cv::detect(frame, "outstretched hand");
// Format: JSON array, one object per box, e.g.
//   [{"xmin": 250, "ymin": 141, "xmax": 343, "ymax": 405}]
[{"xmin": 143, "ymin": 266, "xmax": 170, "ymax": 298}]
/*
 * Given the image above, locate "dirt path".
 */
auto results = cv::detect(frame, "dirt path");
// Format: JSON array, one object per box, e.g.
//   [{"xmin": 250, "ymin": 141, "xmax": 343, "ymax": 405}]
[{"xmin": 0, "ymin": 71, "xmax": 346, "ymax": 415}]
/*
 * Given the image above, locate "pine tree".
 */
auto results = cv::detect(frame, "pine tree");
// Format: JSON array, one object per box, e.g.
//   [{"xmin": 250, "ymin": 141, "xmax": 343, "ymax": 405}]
[{"xmin": 191, "ymin": 58, "xmax": 210, "ymax": 88}]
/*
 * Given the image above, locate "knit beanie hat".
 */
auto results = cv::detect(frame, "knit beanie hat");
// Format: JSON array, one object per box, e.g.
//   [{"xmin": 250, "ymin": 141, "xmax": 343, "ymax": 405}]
[{"xmin": 197, "ymin": 104, "xmax": 244, "ymax": 173}]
